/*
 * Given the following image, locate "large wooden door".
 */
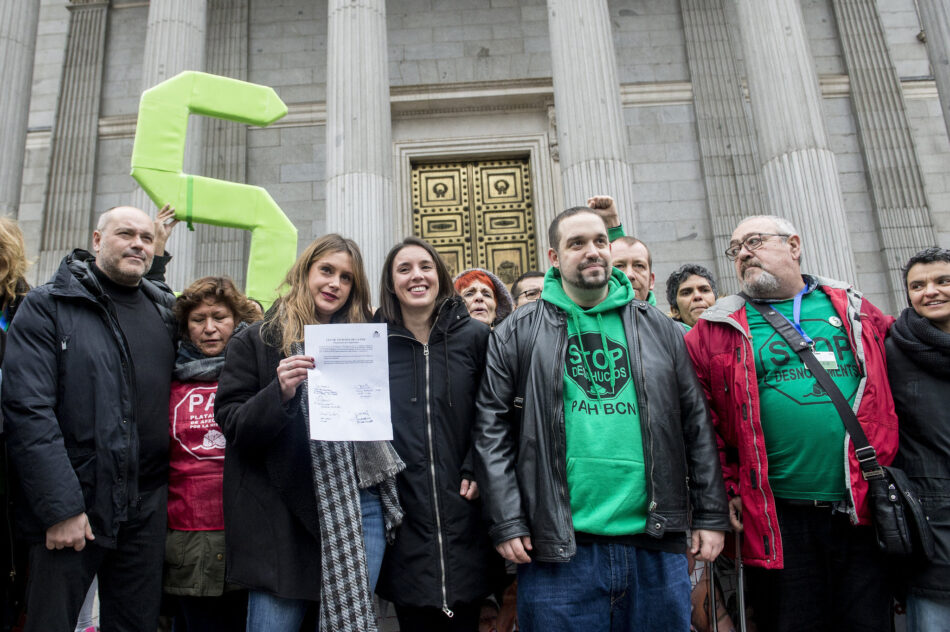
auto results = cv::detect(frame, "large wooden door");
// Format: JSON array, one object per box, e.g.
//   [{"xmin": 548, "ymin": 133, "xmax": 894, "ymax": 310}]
[{"xmin": 411, "ymin": 158, "xmax": 539, "ymax": 286}]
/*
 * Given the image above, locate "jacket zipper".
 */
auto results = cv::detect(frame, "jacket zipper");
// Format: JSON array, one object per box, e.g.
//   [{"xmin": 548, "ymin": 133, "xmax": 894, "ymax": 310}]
[
  {"xmin": 738, "ymin": 330, "xmax": 777, "ymax": 563},
  {"xmin": 422, "ymin": 344, "xmax": 453, "ymax": 617},
  {"xmin": 840, "ymin": 297, "xmax": 863, "ymax": 524},
  {"xmin": 550, "ymin": 312, "xmax": 573, "ymax": 549},
  {"xmin": 631, "ymin": 308, "xmax": 657, "ymax": 516},
  {"xmin": 96, "ymin": 295, "xmax": 137, "ymax": 509},
  {"xmin": 389, "ymin": 300, "xmax": 457, "ymax": 611}
]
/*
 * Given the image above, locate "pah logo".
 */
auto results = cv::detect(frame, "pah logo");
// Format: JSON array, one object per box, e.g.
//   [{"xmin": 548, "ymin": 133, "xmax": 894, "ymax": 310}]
[{"xmin": 565, "ymin": 332, "xmax": 631, "ymax": 399}]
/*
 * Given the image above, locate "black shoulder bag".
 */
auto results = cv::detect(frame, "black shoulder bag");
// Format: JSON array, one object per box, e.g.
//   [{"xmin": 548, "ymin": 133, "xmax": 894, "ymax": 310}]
[{"xmin": 742, "ymin": 295, "xmax": 935, "ymax": 559}]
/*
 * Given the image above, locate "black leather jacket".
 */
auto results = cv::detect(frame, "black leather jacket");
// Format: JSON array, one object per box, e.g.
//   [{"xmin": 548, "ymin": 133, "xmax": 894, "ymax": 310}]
[{"xmin": 474, "ymin": 297, "xmax": 729, "ymax": 562}]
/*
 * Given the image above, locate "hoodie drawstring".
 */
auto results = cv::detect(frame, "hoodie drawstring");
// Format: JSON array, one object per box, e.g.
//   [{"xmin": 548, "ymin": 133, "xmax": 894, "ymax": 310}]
[{"xmin": 597, "ymin": 314, "xmax": 616, "ymax": 396}]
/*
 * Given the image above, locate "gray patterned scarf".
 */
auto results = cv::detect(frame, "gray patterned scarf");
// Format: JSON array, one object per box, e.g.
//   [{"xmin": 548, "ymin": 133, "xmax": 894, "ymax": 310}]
[{"xmin": 291, "ymin": 342, "xmax": 404, "ymax": 632}]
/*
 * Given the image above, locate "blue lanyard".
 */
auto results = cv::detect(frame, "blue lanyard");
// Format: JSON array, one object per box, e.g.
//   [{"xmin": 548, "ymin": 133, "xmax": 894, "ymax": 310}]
[{"xmin": 783, "ymin": 286, "xmax": 813, "ymax": 345}]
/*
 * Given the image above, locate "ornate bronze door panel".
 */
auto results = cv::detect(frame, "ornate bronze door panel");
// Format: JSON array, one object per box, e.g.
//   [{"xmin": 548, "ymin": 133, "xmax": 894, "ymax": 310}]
[{"xmin": 411, "ymin": 158, "xmax": 538, "ymax": 287}]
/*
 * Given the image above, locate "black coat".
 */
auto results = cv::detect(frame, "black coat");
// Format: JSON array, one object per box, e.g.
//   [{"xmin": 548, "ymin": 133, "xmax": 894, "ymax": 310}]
[
  {"xmin": 375, "ymin": 297, "xmax": 500, "ymax": 610},
  {"xmin": 886, "ymin": 310, "xmax": 950, "ymax": 600},
  {"xmin": 214, "ymin": 321, "xmax": 323, "ymax": 600},
  {"xmin": 0, "ymin": 250, "xmax": 175, "ymax": 546}
]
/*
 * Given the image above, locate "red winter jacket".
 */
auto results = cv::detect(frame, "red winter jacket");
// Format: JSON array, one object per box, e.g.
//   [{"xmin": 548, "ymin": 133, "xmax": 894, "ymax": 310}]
[{"xmin": 685, "ymin": 276, "xmax": 898, "ymax": 569}]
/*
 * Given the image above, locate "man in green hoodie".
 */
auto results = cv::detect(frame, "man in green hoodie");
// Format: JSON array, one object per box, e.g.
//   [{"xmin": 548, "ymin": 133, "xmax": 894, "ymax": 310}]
[{"xmin": 474, "ymin": 207, "xmax": 729, "ymax": 631}]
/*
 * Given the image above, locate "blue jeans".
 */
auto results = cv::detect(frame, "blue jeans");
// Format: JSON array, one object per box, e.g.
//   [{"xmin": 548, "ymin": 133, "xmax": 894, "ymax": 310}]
[
  {"xmin": 516, "ymin": 540, "xmax": 690, "ymax": 632},
  {"xmin": 246, "ymin": 592, "xmax": 312, "ymax": 631},
  {"xmin": 906, "ymin": 594, "xmax": 950, "ymax": 632},
  {"xmin": 246, "ymin": 488, "xmax": 384, "ymax": 631},
  {"xmin": 361, "ymin": 486, "xmax": 385, "ymax": 591}
]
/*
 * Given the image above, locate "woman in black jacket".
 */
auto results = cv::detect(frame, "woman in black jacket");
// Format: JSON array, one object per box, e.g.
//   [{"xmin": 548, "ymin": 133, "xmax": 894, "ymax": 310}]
[
  {"xmin": 375, "ymin": 237, "xmax": 499, "ymax": 632},
  {"xmin": 215, "ymin": 234, "xmax": 403, "ymax": 632},
  {"xmin": 886, "ymin": 247, "xmax": 950, "ymax": 631}
]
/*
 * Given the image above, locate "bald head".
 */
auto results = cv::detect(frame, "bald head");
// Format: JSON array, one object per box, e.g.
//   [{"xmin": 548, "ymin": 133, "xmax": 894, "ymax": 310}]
[
  {"xmin": 92, "ymin": 206, "xmax": 156, "ymax": 286},
  {"xmin": 97, "ymin": 206, "xmax": 150, "ymax": 232}
]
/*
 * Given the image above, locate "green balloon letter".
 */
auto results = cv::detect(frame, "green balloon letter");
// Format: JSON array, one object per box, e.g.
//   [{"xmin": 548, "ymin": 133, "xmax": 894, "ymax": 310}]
[{"xmin": 131, "ymin": 71, "xmax": 295, "ymax": 307}]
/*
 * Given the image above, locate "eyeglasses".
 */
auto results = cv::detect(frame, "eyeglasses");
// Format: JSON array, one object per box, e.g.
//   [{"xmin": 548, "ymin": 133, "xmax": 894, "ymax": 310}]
[
  {"xmin": 516, "ymin": 288, "xmax": 541, "ymax": 301},
  {"xmin": 724, "ymin": 233, "xmax": 790, "ymax": 260}
]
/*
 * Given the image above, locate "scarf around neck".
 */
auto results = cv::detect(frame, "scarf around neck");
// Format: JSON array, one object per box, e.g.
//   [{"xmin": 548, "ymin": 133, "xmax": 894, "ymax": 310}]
[
  {"xmin": 172, "ymin": 321, "xmax": 249, "ymax": 382},
  {"xmin": 890, "ymin": 307, "xmax": 950, "ymax": 379}
]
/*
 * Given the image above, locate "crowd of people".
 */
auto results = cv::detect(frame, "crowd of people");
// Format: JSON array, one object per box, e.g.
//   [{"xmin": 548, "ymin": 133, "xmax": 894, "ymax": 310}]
[{"xmin": 0, "ymin": 193, "xmax": 946, "ymax": 632}]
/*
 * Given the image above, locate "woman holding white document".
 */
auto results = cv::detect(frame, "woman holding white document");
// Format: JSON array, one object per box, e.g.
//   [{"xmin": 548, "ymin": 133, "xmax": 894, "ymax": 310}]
[
  {"xmin": 215, "ymin": 234, "xmax": 404, "ymax": 632},
  {"xmin": 374, "ymin": 236, "xmax": 501, "ymax": 632}
]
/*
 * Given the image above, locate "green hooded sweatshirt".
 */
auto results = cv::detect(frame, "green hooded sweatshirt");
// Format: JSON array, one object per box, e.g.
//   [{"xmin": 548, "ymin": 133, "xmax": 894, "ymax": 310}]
[{"xmin": 542, "ymin": 267, "xmax": 648, "ymax": 536}]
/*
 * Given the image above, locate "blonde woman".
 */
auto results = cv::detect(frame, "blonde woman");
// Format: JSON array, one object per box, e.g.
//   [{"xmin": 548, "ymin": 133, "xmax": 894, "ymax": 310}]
[{"xmin": 215, "ymin": 234, "xmax": 403, "ymax": 632}]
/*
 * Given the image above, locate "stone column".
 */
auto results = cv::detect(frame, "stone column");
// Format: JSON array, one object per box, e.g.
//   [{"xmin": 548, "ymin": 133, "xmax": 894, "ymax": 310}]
[
  {"xmin": 918, "ymin": 0, "xmax": 950, "ymax": 140},
  {"xmin": 546, "ymin": 0, "xmax": 637, "ymax": 228},
  {"xmin": 325, "ymin": 0, "xmax": 393, "ymax": 288},
  {"xmin": 36, "ymin": 0, "xmax": 109, "ymax": 283},
  {"xmin": 135, "ymin": 0, "xmax": 208, "ymax": 290},
  {"xmin": 734, "ymin": 0, "xmax": 856, "ymax": 283},
  {"xmin": 0, "ymin": 0, "xmax": 41, "ymax": 217},
  {"xmin": 196, "ymin": 0, "xmax": 249, "ymax": 288},
  {"xmin": 681, "ymin": 0, "xmax": 769, "ymax": 295},
  {"xmin": 832, "ymin": 0, "xmax": 937, "ymax": 311}
]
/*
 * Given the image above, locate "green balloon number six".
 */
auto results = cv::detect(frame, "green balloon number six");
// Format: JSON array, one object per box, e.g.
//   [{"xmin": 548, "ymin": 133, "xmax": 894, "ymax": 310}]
[{"xmin": 131, "ymin": 71, "xmax": 296, "ymax": 308}]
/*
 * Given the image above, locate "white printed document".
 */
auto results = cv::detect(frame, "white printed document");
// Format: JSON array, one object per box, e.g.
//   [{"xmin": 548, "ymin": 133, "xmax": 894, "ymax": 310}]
[{"xmin": 303, "ymin": 323, "xmax": 392, "ymax": 441}]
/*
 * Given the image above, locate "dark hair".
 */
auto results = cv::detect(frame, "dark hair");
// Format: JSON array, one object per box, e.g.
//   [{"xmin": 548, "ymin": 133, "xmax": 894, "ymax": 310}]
[
  {"xmin": 511, "ymin": 270, "xmax": 545, "ymax": 299},
  {"xmin": 174, "ymin": 276, "xmax": 261, "ymax": 339},
  {"xmin": 902, "ymin": 247, "xmax": 950, "ymax": 302},
  {"xmin": 378, "ymin": 236, "xmax": 456, "ymax": 326},
  {"xmin": 612, "ymin": 235, "xmax": 652, "ymax": 271},
  {"xmin": 665, "ymin": 264, "xmax": 718, "ymax": 309},
  {"xmin": 547, "ymin": 206, "xmax": 605, "ymax": 250}
]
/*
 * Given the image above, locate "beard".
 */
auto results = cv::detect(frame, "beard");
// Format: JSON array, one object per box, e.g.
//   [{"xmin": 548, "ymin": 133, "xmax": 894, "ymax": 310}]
[
  {"xmin": 97, "ymin": 249, "xmax": 150, "ymax": 286},
  {"xmin": 564, "ymin": 259, "xmax": 609, "ymax": 290},
  {"xmin": 740, "ymin": 265, "xmax": 782, "ymax": 297}
]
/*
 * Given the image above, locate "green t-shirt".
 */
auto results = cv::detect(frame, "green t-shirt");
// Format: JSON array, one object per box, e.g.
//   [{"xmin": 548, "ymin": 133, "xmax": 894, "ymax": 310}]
[
  {"xmin": 746, "ymin": 289, "xmax": 860, "ymax": 501},
  {"xmin": 542, "ymin": 268, "xmax": 648, "ymax": 536}
]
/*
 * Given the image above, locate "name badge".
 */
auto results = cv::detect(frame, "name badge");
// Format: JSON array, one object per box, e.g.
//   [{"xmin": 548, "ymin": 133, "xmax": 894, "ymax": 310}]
[{"xmin": 814, "ymin": 351, "xmax": 838, "ymax": 371}]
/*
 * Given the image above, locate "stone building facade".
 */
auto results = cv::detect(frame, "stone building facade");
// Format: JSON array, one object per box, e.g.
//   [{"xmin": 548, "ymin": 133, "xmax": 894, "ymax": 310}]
[{"xmin": 3, "ymin": 0, "xmax": 949, "ymax": 315}]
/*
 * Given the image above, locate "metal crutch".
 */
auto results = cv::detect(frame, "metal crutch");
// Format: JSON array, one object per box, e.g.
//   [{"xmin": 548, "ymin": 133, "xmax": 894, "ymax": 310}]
[
  {"xmin": 736, "ymin": 531, "xmax": 747, "ymax": 632},
  {"xmin": 707, "ymin": 556, "xmax": 718, "ymax": 632}
]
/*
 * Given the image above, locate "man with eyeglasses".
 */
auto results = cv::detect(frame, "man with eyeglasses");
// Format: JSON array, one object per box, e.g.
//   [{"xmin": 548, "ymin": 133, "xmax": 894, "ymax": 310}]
[
  {"xmin": 684, "ymin": 215, "xmax": 898, "ymax": 632},
  {"xmin": 511, "ymin": 271, "xmax": 545, "ymax": 309}
]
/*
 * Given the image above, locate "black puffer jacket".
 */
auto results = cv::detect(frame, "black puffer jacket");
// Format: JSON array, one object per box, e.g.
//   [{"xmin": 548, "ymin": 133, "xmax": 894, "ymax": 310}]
[
  {"xmin": 376, "ymin": 297, "xmax": 500, "ymax": 612},
  {"xmin": 214, "ymin": 321, "xmax": 323, "ymax": 601},
  {"xmin": 474, "ymin": 297, "xmax": 730, "ymax": 562},
  {"xmin": 0, "ymin": 250, "xmax": 175, "ymax": 546},
  {"xmin": 886, "ymin": 308, "xmax": 950, "ymax": 600}
]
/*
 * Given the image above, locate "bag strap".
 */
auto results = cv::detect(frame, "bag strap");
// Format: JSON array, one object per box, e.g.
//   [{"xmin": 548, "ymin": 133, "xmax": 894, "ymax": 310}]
[{"xmin": 740, "ymin": 293, "xmax": 885, "ymax": 481}]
